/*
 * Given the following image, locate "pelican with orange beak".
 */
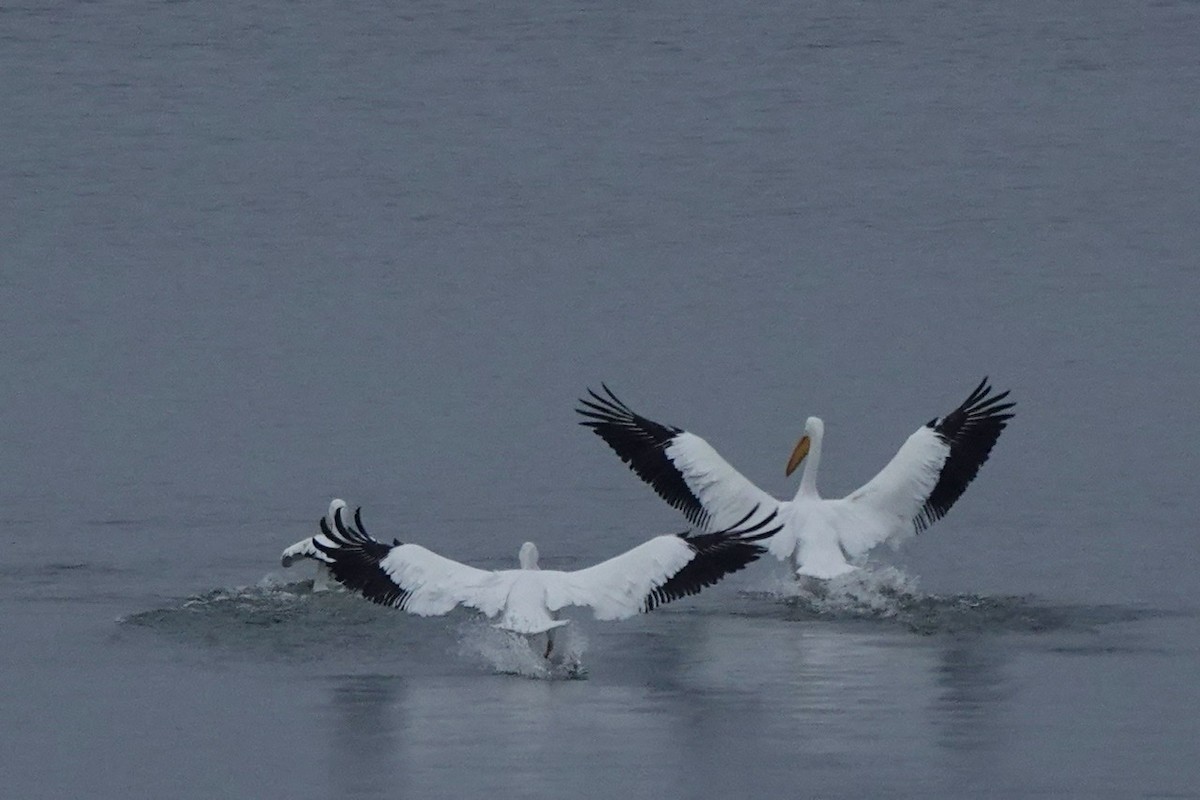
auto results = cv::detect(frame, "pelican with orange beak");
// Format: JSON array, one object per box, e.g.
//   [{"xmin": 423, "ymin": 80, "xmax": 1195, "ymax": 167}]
[{"xmin": 578, "ymin": 379, "xmax": 1014, "ymax": 580}]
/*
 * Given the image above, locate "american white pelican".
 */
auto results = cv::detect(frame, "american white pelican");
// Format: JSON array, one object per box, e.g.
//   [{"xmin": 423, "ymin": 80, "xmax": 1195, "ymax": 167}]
[
  {"xmin": 280, "ymin": 501, "xmax": 780, "ymax": 658},
  {"xmin": 577, "ymin": 379, "xmax": 1015, "ymax": 580}
]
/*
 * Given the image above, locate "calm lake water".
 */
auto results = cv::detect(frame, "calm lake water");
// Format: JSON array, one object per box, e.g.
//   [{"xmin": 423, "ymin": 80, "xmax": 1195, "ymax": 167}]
[{"xmin": 3, "ymin": 0, "xmax": 1199, "ymax": 797}]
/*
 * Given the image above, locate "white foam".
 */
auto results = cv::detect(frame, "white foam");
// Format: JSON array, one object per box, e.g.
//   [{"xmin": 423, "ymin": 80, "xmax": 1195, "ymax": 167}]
[
  {"xmin": 755, "ymin": 563, "xmax": 921, "ymax": 618},
  {"xmin": 454, "ymin": 620, "xmax": 588, "ymax": 680}
]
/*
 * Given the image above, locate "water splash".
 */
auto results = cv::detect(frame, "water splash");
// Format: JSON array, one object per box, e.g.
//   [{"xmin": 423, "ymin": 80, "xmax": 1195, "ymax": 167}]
[
  {"xmin": 126, "ymin": 579, "xmax": 314, "ymax": 624},
  {"xmin": 123, "ymin": 573, "xmax": 347, "ymax": 625},
  {"xmin": 746, "ymin": 564, "xmax": 1157, "ymax": 635},
  {"xmin": 762, "ymin": 564, "xmax": 921, "ymax": 617},
  {"xmin": 122, "ymin": 579, "xmax": 594, "ymax": 672},
  {"xmin": 118, "ymin": 578, "xmax": 399, "ymax": 658},
  {"xmin": 454, "ymin": 621, "xmax": 588, "ymax": 680}
]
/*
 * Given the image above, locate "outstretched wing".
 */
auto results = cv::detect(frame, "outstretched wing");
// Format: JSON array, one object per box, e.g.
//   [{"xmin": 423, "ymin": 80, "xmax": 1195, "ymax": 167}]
[
  {"xmin": 307, "ymin": 504, "xmax": 511, "ymax": 618},
  {"xmin": 577, "ymin": 385, "xmax": 780, "ymax": 531},
  {"xmin": 541, "ymin": 507, "xmax": 781, "ymax": 620},
  {"xmin": 838, "ymin": 378, "xmax": 1015, "ymax": 552}
]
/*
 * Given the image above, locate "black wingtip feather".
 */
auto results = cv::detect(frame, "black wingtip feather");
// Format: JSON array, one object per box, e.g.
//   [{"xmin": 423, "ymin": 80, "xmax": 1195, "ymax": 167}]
[
  {"xmin": 643, "ymin": 533, "xmax": 767, "ymax": 613},
  {"xmin": 576, "ymin": 386, "xmax": 711, "ymax": 528},
  {"xmin": 679, "ymin": 504, "xmax": 783, "ymax": 543},
  {"xmin": 310, "ymin": 506, "xmax": 410, "ymax": 609},
  {"xmin": 641, "ymin": 505, "xmax": 784, "ymax": 613},
  {"xmin": 915, "ymin": 379, "xmax": 1016, "ymax": 532}
]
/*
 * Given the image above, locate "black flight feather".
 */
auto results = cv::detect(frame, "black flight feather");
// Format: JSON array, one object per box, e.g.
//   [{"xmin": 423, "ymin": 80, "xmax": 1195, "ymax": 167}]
[
  {"xmin": 644, "ymin": 507, "xmax": 781, "ymax": 613},
  {"xmin": 577, "ymin": 385, "xmax": 711, "ymax": 528},
  {"xmin": 914, "ymin": 377, "xmax": 1016, "ymax": 532},
  {"xmin": 311, "ymin": 508, "xmax": 411, "ymax": 609}
]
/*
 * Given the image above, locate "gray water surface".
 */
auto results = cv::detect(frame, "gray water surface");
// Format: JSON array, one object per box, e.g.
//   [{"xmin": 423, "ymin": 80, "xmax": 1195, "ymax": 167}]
[{"xmin": 4, "ymin": 0, "xmax": 1199, "ymax": 797}]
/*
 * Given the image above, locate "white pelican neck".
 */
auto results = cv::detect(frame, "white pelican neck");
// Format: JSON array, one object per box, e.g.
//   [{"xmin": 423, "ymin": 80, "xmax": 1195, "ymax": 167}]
[
  {"xmin": 796, "ymin": 416, "xmax": 824, "ymax": 499},
  {"xmin": 518, "ymin": 542, "xmax": 540, "ymax": 570}
]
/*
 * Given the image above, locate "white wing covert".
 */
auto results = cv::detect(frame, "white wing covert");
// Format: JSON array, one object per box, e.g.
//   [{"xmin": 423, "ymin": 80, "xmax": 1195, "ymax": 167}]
[
  {"xmin": 542, "ymin": 508, "xmax": 781, "ymax": 620},
  {"xmin": 379, "ymin": 543, "xmax": 511, "ymax": 618},
  {"xmin": 541, "ymin": 535, "xmax": 696, "ymax": 620},
  {"xmin": 838, "ymin": 378, "xmax": 1015, "ymax": 553}
]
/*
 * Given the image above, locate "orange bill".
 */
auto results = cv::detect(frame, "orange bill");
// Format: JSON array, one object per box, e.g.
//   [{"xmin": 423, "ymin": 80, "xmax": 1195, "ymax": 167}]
[{"xmin": 785, "ymin": 435, "xmax": 811, "ymax": 476}]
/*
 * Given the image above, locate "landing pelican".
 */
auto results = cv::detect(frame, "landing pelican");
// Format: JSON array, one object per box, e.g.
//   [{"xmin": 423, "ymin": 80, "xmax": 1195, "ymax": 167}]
[
  {"xmin": 281, "ymin": 501, "xmax": 780, "ymax": 658},
  {"xmin": 577, "ymin": 379, "xmax": 1014, "ymax": 580}
]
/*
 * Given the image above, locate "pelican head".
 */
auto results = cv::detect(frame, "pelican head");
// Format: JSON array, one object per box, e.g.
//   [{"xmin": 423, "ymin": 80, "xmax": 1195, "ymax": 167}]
[
  {"xmin": 518, "ymin": 541, "xmax": 540, "ymax": 570},
  {"xmin": 786, "ymin": 416, "xmax": 824, "ymax": 476}
]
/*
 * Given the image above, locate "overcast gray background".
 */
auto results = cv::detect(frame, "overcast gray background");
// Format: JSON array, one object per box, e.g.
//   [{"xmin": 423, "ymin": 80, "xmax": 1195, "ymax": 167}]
[{"xmin": 3, "ymin": 1, "xmax": 1198, "ymax": 797}]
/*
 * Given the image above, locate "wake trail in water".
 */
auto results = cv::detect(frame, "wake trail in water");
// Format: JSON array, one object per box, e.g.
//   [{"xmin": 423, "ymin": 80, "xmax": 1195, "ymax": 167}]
[
  {"xmin": 121, "ymin": 575, "xmax": 592, "ymax": 674},
  {"xmin": 119, "ymin": 568, "xmax": 1166, "ymax": 672},
  {"xmin": 117, "ymin": 574, "xmax": 411, "ymax": 659},
  {"xmin": 743, "ymin": 564, "xmax": 1158, "ymax": 634}
]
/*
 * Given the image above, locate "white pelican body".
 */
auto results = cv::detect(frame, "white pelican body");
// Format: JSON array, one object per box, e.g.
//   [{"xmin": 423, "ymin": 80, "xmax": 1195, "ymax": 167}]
[
  {"xmin": 578, "ymin": 379, "xmax": 1015, "ymax": 580},
  {"xmin": 281, "ymin": 501, "xmax": 779, "ymax": 656}
]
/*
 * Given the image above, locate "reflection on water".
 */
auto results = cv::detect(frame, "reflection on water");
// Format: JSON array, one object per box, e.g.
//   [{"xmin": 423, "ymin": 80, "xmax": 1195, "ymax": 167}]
[
  {"xmin": 313, "ymin": 611, "xmax": 1023, "ymax": 797},
  {"xmin": 328, "ymin": 675, "xmax": 404, "ymax": 799},
  {"xmin": 378, "ymin": 677, "xmax": 683, "ymax": 797},
  {"xmin": 933, "ymin": 641, "xmax": 1011, "ymax": 753},
  {"xmin": 660, "ymin": 617, "xmax": 1017, "ymax": 796}
]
